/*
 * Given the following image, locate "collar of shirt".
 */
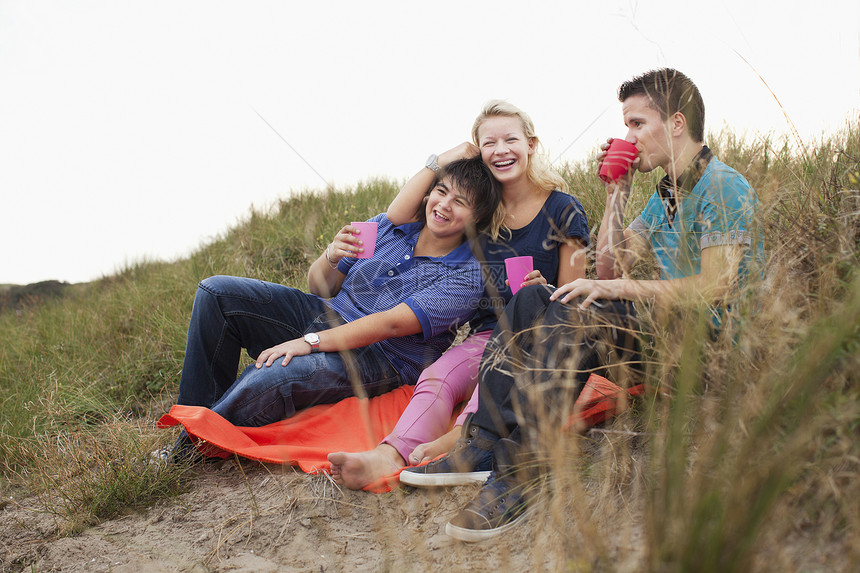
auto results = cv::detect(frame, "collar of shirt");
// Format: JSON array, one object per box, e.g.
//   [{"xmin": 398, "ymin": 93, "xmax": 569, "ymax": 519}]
[
  {"xmin": 393, "ymin": 221, "xmax": 477, "ymax": 268},
  {"xmin": 656, "ymin": 145, "xmax": 714, "ymax": 223}
]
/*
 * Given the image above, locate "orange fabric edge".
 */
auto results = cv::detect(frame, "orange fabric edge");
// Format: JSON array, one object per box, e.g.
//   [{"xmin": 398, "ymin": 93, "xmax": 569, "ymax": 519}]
[{"xmin": 158, "ymin": 374, "xmax": 644, "ymax": 493}]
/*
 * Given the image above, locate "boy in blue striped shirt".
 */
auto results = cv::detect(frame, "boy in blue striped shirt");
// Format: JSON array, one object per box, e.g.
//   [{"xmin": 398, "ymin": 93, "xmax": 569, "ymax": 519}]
[{"xmin": 168, "ymin": 157, "xmax": 500, "ymax": 462}]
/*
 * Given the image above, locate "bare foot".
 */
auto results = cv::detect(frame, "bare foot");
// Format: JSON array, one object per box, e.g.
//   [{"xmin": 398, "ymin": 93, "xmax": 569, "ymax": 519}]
[
  {"xmin": 408, "ymin": 426, "xmax": 461, "ymax": 465},
  {"xmin": 327, "ymin": 444, "xmax": 405, "ymax": 490}
]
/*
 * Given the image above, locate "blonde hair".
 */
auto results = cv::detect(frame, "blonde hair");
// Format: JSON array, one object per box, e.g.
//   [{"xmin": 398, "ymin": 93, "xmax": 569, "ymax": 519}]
[{"xmin": 471, "ymin": 100, "xmax": 569, "ymax": 240}]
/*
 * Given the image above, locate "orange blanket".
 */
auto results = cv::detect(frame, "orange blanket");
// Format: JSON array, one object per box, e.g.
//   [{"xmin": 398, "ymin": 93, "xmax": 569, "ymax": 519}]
[{"xmin": 157, "ymin": 374, "xmax": 643, "ymax": 493}]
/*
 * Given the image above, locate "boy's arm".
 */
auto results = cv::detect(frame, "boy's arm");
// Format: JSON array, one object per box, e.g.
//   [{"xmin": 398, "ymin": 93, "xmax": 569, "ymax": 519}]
[
  {"xmin": 595, "ymin": 180, "xmax": 652, "ymax": 279},
  {"xmin": 307, "ymin": 246, "xmax": 347, "ymax": 298},
  {"xmin": 308, "ymin": 222, "xmax": 370, "ymax": 297},
  {"xmin": 255, "ymin": 303, "xmax": 422, "ymax": 368},
  {"xmin": 553, "ymin": 243, "xmax": 743, "ymax": 308}
]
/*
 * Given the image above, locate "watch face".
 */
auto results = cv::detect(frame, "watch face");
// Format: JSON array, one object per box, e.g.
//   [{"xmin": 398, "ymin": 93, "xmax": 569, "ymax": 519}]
[
  {"xmin": 304, "ymin": 333, "xmax": 320, "ymax": 349},
  {"xmin": 426, "ymin": 154, "xmax": 440, "ymax": 172}
]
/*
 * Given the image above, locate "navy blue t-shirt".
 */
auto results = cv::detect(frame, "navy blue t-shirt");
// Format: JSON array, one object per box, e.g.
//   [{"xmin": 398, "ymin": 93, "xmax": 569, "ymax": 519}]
[{"xmin": 469, "ymin": 190, "xmax": 590, "ymax": 332}]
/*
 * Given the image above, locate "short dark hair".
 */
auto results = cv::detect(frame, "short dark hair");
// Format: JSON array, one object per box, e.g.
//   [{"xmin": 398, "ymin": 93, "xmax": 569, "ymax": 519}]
[
  {"xmin": 416, "ymin": 157, "xmax": 501, "ymax": 234},
  {"xmin": 618, "ymin": 68, "xmax": 705, "ymax": 142}
]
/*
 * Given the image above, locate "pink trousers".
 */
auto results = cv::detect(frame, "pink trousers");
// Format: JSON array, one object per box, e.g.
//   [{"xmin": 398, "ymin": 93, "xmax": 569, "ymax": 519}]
[{"xmin": 381, "ymin": 330, "xmax": 490, "ymax": 461}]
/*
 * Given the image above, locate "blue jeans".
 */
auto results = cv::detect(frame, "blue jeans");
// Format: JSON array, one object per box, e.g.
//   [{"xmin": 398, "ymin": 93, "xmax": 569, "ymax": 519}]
[
  {"xmin": 474, "ymin": 285, "xmax": 643, "ymax": 440},
  {"xmin": 177, "ymin": 275, "xmax": 403, "ymax": 427}
]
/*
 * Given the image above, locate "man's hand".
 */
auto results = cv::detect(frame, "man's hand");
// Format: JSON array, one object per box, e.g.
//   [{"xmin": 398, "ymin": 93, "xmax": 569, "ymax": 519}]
[
  {"xmin": 550, "ymin": 278, "xmax": 625, "ymax": 309},
  {"xmin": 255, "ymin": 339, "xmax": 311, "ymax": 368},
  {"xmin": 597, "ymin": 137, "xmax": 640, "ymax": 193}
]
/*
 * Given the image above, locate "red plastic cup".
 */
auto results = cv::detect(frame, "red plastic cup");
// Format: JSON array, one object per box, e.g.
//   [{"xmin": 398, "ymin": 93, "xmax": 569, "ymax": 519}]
[
  {"xmin": 599, "ymin": 139, "xmax": 638, "ymax": 183},
  {"xmin": 351, "ymin": 222, "xmax": 378, "ymax": 259},
  {"xmin": 505, "ymin": 256, "xmax": 534, "ymax": 295}
]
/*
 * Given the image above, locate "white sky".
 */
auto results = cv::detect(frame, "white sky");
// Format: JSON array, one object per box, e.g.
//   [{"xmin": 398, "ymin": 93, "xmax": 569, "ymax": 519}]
[{"xmin": 2, "ymin": 0, "xmax": 858, "ymax": 285}]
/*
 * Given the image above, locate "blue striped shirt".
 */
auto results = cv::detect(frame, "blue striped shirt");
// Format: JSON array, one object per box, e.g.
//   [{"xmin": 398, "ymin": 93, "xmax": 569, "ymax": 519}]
[{"xmin": 322, "ymin": 213, "xmax": 484, "ymax": 384}]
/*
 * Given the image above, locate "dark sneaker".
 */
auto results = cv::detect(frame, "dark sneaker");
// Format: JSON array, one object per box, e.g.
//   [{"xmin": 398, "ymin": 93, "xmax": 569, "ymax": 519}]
[
  {"xmin": 445, "ymin": 438, "xmax": 533, "ymax": 542},
  {"xmin": 399, "ymin": 422, "xmax": 497, "ymax": 487}
]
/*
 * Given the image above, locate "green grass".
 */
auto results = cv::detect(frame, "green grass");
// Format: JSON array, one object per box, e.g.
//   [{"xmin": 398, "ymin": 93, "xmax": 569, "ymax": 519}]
[{"xmin": 0, "ymin": 124, "xmax": 858, "ymax": 570}]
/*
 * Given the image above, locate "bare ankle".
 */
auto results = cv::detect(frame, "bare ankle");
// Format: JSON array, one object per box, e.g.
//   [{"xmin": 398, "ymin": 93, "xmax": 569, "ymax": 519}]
[{"xmin": 376, "ymin": 443, "xmax": 406, "ymax": 467}]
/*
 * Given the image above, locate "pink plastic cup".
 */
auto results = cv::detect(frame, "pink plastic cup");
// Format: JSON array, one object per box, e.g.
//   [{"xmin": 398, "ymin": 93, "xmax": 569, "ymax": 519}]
[
  {"xmin": 599, "ymin": 139, "xmax": 639, "ymax": 183},
  {"xmin": 351, "ymin": 222, "xmax": 378, "ymax": 259},
  {"xmin": 505, "ymin": 256, "xmax": 534, "ymax": 295}
]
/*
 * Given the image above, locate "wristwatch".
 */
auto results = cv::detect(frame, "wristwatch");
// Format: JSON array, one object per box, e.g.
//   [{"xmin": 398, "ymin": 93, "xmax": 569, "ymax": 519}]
[
  {"xmin": 303, "ymin": 332, "xmax": 320, "ymax": 353},
  {"xmin": 425, "ymin": 153, "xmax": 441, "ymax": 175}
]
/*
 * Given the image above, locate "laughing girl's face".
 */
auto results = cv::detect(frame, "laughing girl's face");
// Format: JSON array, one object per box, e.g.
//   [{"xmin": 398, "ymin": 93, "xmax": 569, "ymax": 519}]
[{"xmin": 475, "ymin": 115, "xmax": 535, "ymax": 187}]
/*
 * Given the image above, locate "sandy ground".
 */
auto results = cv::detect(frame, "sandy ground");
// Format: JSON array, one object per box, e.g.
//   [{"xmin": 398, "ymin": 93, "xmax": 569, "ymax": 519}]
[
  {"xmin": 2, "ymin": 442, "xmax": 850, "ymax": 572},
  {"xmin": 1, "ymin": 457, "xmax": 587, "ymax": 572}
]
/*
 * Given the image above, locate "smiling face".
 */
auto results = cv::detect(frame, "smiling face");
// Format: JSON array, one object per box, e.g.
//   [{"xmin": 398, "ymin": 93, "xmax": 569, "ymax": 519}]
[
  {"xmin": 475, "ymin": 115, "xmax": 535, "ymax": 186},
  {"xmin": 622, "ymin": 93, "xmax": 676, "ymax": 174},
  {"xmin": 423, "ymin": 176, "xmax": 476, "ymax": 240}
]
